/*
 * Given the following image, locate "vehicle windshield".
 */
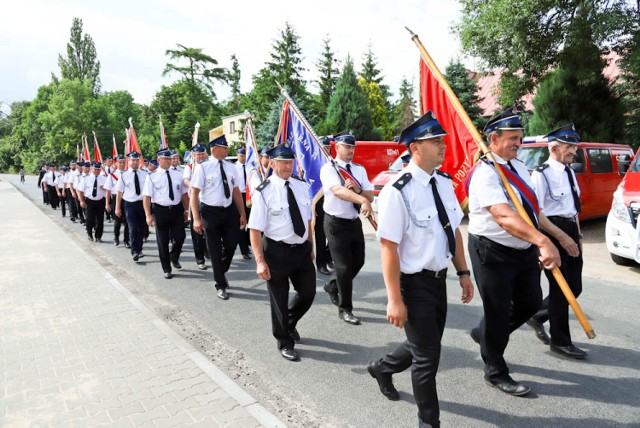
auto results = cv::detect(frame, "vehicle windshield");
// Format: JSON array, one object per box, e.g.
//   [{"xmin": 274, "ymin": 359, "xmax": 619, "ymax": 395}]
[
  {"xmin": 389, "ymin": 149, "xmax": 410, "ymax": 171},
  {"xmin": 631, "ymin": 152, "xmax": 640, "ymax": 172},
  {"xmin": 517, "ymin": 146, "xmax": 549, "ymax": 171}
]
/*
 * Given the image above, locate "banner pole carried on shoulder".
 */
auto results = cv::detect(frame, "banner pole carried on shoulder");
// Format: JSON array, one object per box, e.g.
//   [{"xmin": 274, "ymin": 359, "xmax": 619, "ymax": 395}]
[{"xmin": 406, "ymin": 27, "xmax": 594, "ymax": 339}]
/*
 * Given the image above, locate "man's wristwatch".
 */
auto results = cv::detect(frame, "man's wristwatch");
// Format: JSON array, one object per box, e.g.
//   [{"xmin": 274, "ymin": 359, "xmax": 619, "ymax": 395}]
[{"xmin": 456, "ymin": 270, "xmax": 471, "ymax": 277}]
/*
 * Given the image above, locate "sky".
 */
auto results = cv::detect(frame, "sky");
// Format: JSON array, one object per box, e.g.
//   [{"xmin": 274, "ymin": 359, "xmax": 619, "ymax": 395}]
[{"xmin": 0, "ymin": 0, "xmax": 473, "ymax": 111}]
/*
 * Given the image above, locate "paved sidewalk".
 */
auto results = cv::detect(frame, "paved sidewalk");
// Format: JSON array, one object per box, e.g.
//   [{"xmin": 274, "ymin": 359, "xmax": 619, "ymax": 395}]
[{"xmin": 0, "ymin": 178, "xmax": 285, "ymax": 427}]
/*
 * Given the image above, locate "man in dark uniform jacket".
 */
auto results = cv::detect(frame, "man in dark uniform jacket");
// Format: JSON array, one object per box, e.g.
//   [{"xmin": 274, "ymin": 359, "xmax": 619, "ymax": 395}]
[{"xmin": 38, "ymin": 165, "xmax": 49, "ymax": 205}]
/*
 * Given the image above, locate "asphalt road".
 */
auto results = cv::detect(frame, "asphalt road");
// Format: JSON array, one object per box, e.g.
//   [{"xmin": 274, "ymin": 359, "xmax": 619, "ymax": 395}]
[{"xmin": 5, "ymin": 173, "xmax": 640, "ymax": 427}]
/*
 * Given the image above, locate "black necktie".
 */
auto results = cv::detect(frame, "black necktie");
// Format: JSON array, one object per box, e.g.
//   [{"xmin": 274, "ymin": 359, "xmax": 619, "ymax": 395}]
[
  {"xmin": 430, "ymin": 177, "xmax": 456, "ymax": 257},
  {"xmin": 92, "ymin": 176, "xmax": 97, "ymax": 197},
  {"xmin": 286, "ymin": 181, "xmax": 305, "ymax": 237},
  {"xmin": 167, "ymin": 170, "xmax": 174, "ymax": 201},
  {"xmin": 346, "ymin": 164, "xmax": 361, "ymax": 213},
  {"xmin": 565, "ymin": 166, "xmax": 581, "ymax": 214},
  {"xmin": 243, "ymin": 165, "xmax": 247, "ymax": 191},
  {"xmin": 134, "ymin": 170, "xmax": 140, "ymax": 195},
  {"xmin": 220, "ymin": 161, "xmax": 230, "ymax": 198},
  {"xmin": 507, "ymin": 161, "xmax": 538, "ymax": 229}
]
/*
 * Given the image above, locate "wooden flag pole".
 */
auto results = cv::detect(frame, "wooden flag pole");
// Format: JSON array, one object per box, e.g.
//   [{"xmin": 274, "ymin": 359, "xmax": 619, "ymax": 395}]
[{"xmin": 406, "ymin": 27, "xmax": 594, "ymax": 339}]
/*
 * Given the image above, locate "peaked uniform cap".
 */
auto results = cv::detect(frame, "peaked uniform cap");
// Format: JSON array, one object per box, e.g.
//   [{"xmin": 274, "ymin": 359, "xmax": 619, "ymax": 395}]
[
  {"xmin": 545, "ymin": 123, "xmax": 580, "ymax": 144},
  {"xmin": 484, "ymin": 107, "xmax": 524, "ymax": 134},
  {"xmin": 398, "ymin": 111, "xmax": 447, "ymax": 146}
]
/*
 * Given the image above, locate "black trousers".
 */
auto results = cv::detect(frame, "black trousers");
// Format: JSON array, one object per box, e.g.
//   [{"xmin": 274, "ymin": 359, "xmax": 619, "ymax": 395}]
[
  {"xmin": 314, "ymin": 196, "xmax": 332, "ymax": 268},
  {"xmin": 153, "ymin": 203, "xmax": 186, "ymax": 274},
  {"xmin": 42, "ymin": 186, "xmax": 49, "ymax": 204},
  {"xmin": 48, "ymin": 186, "xmax": 59, "ymax": 209},
  {"xmin": 85, "ymin": 198, "xmax": 105, "ymax": 239},
  {"xmin": 263, "ymin": 238, "xmax": 316, "ymax": 350},
  {"xmin": 324, "ymin": 214, "xmax": 365, "ymax": 312},
  {"xmin": 532, "ymin": 217, "xmax": 583, "ymax": 346},
  {"xmin": 189, "ymin": 209, "xmax": 207, "ymax": 264},
  {"xmin": 124, "ymin": 200, "xmax": 145, "ymax": 255},
  {"xmin": 378, "ymin": 270, "xmax": 448, "ymax": 428},
  {"xmin": 59, "ymin": 192, "xmax": 66, "ymax": 217},
  {"xmin": 66, "ymin": 188, "xmax": 78, "ymax": 219},
  {"xmin": 111, "ymin": 196, "xmax": 129, "ymax": 243},
  {"xmin": 468, "ymin": 234, "xmax": 542, "ymax": 381},
  {"xmin": 237, "ymin": 192, "xmax": 251, "ymax": 255},
  {"xmin": 201, "ymin": 203, "xmax": 239, "ymax": 288}
]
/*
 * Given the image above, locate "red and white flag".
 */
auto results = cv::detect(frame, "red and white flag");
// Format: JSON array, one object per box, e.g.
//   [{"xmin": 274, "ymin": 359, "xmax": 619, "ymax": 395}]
[{"xmin": 420, "ymin": 60, "xmax": 478, "ymax": 208}]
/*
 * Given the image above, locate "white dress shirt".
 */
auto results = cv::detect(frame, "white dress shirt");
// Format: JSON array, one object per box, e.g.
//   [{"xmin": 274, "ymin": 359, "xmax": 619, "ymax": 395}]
[
  {"xmin": 235, "ymin": 161, "xmax": 248, "ymax": 193},
  {"xmin": 377, "ymin": 161, "xmax": 463, "ymax": 273},
  {"xmin": 320, "ymin": 159, "xmax": 373, "ymax": 219},
  {"xmin": 467, "ymin": 154, "xmax": 536, "ymax": 249},
  {"xmin": 115, "ymin": 168, "xmax": 148, "ymax": 202},
  {"xmin": 80, "ymin": 174, "xmax": 107, "ymax": 201},
  {"xmin": 103, "ymin": 169, "xmax": 123, "ymax": 192},
  {"xmin": 248, "ymin": 174, "xmax": 311, "ymax": 244},
  {"xmin": 191, "ymin": 158, "xmax": 239, "ymax": 207},
  {"xmin": 142, "ymin": 167, "xmax": 187, "ymax": 206},
  {"xmin": 531, "ymin": 157, "xmax": 580, "ymax": 218}
]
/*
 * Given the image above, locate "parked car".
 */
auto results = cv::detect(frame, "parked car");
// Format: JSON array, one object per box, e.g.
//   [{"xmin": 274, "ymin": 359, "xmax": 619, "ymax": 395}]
[
  {"xmin": 605, "ymin": 147, "xmax": 640, "ymax": 265},
  {"xmin": 518, "ymin": 138, "xmax": 634, "ymax": 220}
]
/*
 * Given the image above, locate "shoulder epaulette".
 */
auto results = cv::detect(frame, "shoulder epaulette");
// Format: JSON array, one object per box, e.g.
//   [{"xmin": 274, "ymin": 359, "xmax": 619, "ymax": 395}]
[
  {"xmin": 534, "ymin": 163, "xmax": 550, "ymax": 173},
  {"xmin": 435, "ymin": 169, "xmax": 452, "ymax": 180},
  {"xmin": 256, "ymin": 179, "xmax": 270, "ymax": 192},
  {"xmin": 512, "ymin": 158, "xmax": 525, "ymax": 165},
  {"xmin": 392, "ymin": 173, "xmax": 412, "ymax": 191},
  {"xmin": 291, "ymin": 175, "xmax": 305, "ymax": 182},
  {"xmin": 351, "ymin": 162, "xmax": 363, "ymax": 167}
]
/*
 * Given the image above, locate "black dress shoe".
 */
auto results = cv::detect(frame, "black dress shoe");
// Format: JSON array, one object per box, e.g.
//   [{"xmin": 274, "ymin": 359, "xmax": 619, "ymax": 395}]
[
  {"xmin": 367, "ymin": 361, "xmax": 400, "ymax": 401},
  {"xmin": 124, "ymin": 242, "xmax": 131, "ymax": 248},
  {"xmin": 339, "ymin": 311, "xmax": 361, "ymax": 325},
  {"xmin": 164, "ymin": 272, "xmax": 173, "ymax": 279},
  {"xmin": 132, "ymin": 253, "xmax": 139, "ymax": 262},
  {"xmin": 323, "ymin": 281, "xmax": 339, "ymax": 306},
  {"xmin": 95, "ymin": 238, "xmax": 102, "ymax": 243},
  {"xmin": 217, "ymin": 288, "xmax": 229, "ymax": 300},
  {"xmin": 318, "ymin": 266, "xmax": 331, "ymax": 275},
  {"xmin": 242, "ymin": 253, "xmax": 251, "ymax": 260},
  {"xmin": 280, "ymin": 347, "xmax": 300, "ymax": 361},
  {"xmin": 526, "ymin": 319, "xmax": 550, "ymax": 344},
  {"xmin": 550, "ymin": 344, "xmax": 587, "ymax": 360},
  {"xmin": 289, "ymin": 328, "xmax": 300, "ymax": 342},
  {"xmin": 114, "ymin": 239, "xmax": 120, "ymax": 247},
  {"xmin": 327, "ymin": 261, "xmax": 334, "ymax": 269},
  {"xmin": 87, "ymin": 235, "xmax": 94, "ymax": 241},
  {"xmin": 197, "ymin": 263, "xmax": 207, "ymax": 270},
  {"xmin": 172, "ymin": 261, "xmax": 182, "ymax": 270},
  {"xmin": 484, "ymin": 377, "xmax": 531, "ymax": 396}
]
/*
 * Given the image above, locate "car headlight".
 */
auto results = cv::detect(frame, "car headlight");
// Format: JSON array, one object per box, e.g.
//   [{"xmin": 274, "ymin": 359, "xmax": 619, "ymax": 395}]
[{"xmin": 611, "ymin": 191, "xmax": 631, "ymax": 223}]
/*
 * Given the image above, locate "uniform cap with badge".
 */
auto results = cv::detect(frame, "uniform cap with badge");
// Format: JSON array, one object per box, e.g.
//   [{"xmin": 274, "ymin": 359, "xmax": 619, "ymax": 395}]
[
  {"xmin": 191, "ymin": 144, "xmax": 207, "ymax": 154},
  {"xmin": 483, "ymin": 107, "xmax": 524, "ymax": 135},
  {"xmin": 545, "ymin": 124, "xmax": 580, "ymax": 145},
  {"xmin": 266, "ymin": 142, "xmax": 296, "ymax": 160},
  {"xmin": 398, "ymin": 111, "xmax": 448, "ymax": 146},
  {"xmin": 209, "ymin": 135, "xmax": 228, "ymax": 147}
]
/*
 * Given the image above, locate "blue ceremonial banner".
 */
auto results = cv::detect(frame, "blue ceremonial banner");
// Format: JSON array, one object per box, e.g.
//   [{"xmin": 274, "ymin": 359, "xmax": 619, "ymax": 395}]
[{"xmin": 283, "ymin": 102, "xmax": 327, "ymax": 200}]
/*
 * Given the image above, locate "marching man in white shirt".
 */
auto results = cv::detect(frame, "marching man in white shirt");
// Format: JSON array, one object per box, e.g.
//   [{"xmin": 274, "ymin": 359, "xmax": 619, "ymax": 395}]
[{"xmin": 248, "ymin": 143, "xmax": 315, "ymax": 362}]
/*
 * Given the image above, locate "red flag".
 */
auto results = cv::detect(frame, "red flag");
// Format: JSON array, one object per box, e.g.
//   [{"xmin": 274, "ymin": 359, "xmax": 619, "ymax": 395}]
[
  {"xmin": 92, "ymin": 131, "xmax": 103, "ymax": 164},
  {"xmin": 420, "ymin": 60, "xmax": 478, "ymax": 208},
  {"xmin": 128, "ymin": 118, "xmax": 142, "ymax": 155},
  {"xmin": 82, "ymin": 134, "xmax": 91, "ymax": 162},
  {"xmin": 112, "ymin": 134, "xmax": 118, "ymax": 158}
]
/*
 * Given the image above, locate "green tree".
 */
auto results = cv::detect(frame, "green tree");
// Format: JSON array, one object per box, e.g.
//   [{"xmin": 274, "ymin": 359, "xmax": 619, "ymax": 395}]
[
  {"xmin": 359, "ymin": 79, "xmax": 391, "ymax": 140},
  {"xmin": 226, "ymin": 53, "xmax": 243, "ymax": 114},
  {"xmin": 456, "ymin": 0, "xmax": 634, "ymax": 102},
  {"xmin": 163, "ymin": 44, "xmax": 228, "ymax": 101},
  {"xmin": 57, "ymin": 17, "xmax": 101, "ymax": 93},
  {"xmin": 528, "ymin": 9, "xmax": 625, "ymax": 143},
  {"xmin": 617, "ymin": 20, "xmax": 640, "ymax": 149},
  {"xmin": 326, "ymin": 56, "xmax": 377, "ymax": 140},
  {"xmin": 444, "ymin": 59, "xmax": 484, "ymax": 129},
  {"xmin": 314, "ymin": 36, "xmax": 340, "ymax": 110},
  {"xmin": 391, "ymin": 78, "xmax": 417, "ymax": 137},
  {"xmin": 243, "ymin": 22, "xmax": 310, "ymax": 125},
  {"xmin": 255, "ymin": 93, "xmax": 286, "ymax": 146}
]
